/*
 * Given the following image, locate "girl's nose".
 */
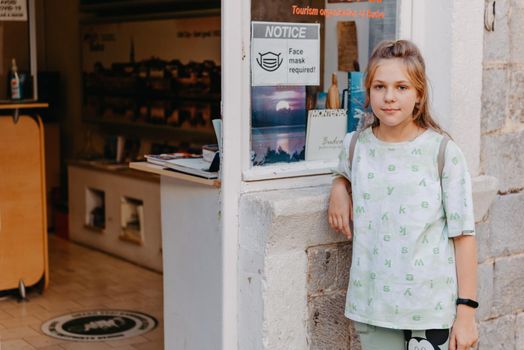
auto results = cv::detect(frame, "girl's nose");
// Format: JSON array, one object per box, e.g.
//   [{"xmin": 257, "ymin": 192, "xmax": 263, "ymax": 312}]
[{"xmin": 384, "ymin": 88, "xmax": 397, "ymax": 102}]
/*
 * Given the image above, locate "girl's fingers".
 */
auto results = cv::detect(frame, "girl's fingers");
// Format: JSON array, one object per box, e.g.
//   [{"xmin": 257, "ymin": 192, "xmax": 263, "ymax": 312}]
[
  {"xmin": 342, "ymin": 219, "xmax": 352, "ymax": 239},
  {"xmin": 449, "ymin": 333, "xmax": 456, "ymax": 350}
]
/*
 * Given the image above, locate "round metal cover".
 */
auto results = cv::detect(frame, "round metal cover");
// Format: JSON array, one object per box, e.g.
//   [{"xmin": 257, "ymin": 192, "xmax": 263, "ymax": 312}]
[{"xmin": 41, "ymin": 310, "xmax": 157, "ymax": 342}]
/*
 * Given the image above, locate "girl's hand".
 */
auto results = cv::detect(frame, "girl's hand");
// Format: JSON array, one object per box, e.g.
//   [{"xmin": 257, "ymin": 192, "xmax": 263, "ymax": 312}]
[
  {"xmin": 328, "ymin": 177, "xmax": 353, "ymax": 239},
  {"xmin": 449, "ymin": 307, "xmax": 479, "ymax": 350}
]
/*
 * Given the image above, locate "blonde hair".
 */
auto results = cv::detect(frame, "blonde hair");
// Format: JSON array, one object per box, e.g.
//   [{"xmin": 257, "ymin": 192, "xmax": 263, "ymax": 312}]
[{"xmin": 364, "ymin": 40, "xmax": 446, "ymax": 134}]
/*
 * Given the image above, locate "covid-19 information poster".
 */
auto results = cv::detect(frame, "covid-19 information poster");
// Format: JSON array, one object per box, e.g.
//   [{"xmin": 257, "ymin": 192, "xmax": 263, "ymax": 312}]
[
  {"xmin": 0, "ymin": 0, "xmax": 27, "ymax": 21},
  {"xmin": 251, "ymin": 21, "xmax": 320, "ymax": 86}
]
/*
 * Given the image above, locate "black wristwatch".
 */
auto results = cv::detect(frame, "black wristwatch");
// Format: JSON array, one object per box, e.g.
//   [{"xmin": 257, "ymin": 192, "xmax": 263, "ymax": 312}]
[{"xmin": 456, "ymin": 298, "xmax": 479, "ymax": 309}]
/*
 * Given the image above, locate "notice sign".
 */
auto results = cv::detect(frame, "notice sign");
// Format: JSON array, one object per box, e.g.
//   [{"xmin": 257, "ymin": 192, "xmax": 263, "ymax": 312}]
[
  {"xmin": 0, "ymin": 0, "xmax": 27, "ymax": 21},
  {"xmin": 252, "ymin": 21, "xmax": 320, "ymax": 86}
]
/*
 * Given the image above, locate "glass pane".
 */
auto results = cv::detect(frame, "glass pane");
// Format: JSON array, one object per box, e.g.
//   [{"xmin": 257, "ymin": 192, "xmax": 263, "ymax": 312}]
[{"xmin": 250, "ymin": 0, "xmax": 397, "ymax": 167}]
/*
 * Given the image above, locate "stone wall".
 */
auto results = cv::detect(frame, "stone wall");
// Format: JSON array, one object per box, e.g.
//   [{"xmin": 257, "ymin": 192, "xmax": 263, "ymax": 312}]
[{"xmin": 478, "ymin": 0, "xmax": 524, "ymax": 349}]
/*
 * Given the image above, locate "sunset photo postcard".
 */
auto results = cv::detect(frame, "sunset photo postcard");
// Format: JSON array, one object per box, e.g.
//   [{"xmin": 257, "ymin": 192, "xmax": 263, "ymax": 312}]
[{"xmin": 251, "ymin": 86, "xmax": 307, "ymax": 165}]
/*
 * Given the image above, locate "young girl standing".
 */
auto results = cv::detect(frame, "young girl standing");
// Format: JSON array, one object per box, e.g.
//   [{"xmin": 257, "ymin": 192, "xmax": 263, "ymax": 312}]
[{"xmin": 328, "ymin": 40, "xmax": 479, "ymax": 350}]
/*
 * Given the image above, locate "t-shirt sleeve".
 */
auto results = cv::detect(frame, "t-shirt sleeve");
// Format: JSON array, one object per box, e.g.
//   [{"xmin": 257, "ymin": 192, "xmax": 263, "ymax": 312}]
[
  {"xmin": 441, "ymin": 140, "xmax": 475, "ymax": 238},
  {"xmin": 332, "ymin": 131, "xmax": 355, "ymax": 181}
]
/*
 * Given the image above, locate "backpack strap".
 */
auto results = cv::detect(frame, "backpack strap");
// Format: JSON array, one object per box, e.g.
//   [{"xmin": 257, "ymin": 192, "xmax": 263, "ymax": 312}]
[
  {"xmin": 348, "ymin": 130, "xmax": 361, "ymax": 170},
  {"xmin": 438, "ymin": 135, "xmax": 451, "ymax": 179}
]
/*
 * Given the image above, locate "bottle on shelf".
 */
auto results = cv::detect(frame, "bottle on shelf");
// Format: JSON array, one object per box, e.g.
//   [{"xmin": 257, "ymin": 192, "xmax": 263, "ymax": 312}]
[{"xmin": 9, "ymin": 58, "xmax": 22, "ymax": 100}]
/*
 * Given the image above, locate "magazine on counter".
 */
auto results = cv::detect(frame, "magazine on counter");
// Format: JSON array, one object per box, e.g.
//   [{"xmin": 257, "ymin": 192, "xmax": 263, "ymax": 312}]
[
  {"xmin": 144, "ymin": 153, "xmax": 200, "ymax": 167},
  {"xmin": 164, "ymin": 158, "xmax": 218, "ymax": 179}
]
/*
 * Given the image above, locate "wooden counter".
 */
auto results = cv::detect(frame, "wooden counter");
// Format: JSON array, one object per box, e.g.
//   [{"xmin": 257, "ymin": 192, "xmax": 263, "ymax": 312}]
[{"xmin": 130, "ymin": 161, "xmax": 221, "ymax": 188}]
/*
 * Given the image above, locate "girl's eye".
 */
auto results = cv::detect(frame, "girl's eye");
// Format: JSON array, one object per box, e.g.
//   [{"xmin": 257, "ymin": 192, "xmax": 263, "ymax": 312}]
[
  {"xmin": 373, "ymin": 85, "xmax": 384, "ymax": 90},
  {"xmin": 398, "ymin": 85, "xmax": 408, "ymax": 91}
]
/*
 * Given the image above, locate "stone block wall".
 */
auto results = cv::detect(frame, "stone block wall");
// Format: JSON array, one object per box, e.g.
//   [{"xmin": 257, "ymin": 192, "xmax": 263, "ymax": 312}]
[
  {"xmin": 307, "ymin": 242, "xmax": 360, "ymax": 350},
  {"xmin": 479, "ymin": 0, "xmax": 524, "ymax": 349}
]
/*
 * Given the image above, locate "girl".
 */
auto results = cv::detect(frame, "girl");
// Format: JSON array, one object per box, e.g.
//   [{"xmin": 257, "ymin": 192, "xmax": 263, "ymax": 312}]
[{"xmin": 328, "ymin": 40, "xmax": 479, "ymax": 350}]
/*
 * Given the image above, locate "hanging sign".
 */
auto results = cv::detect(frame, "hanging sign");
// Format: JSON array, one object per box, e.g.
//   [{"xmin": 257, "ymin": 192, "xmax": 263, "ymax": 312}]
[
  {"xmin": 251, "ymin": 21, "xmax": 320, "ymax": 86},
  {"xmin": 0, "ymin": 0, "xmax": 27, "ymax": 21}
]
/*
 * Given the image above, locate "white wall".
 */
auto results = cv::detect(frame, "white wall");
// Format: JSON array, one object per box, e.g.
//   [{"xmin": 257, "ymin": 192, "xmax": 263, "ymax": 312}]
[
  {"xmin": 408, "ymin": 0, "xmax": 484, "ymax": 175},
  {"xmin": 161, "ymin": 177, "xmax": 221, "ymax": 350}
]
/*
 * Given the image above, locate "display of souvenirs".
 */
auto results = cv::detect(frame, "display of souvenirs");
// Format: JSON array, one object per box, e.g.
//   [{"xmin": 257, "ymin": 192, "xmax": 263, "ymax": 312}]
[{"xmin": 83, "ymin": 58, "xmax": 220, "ymax": 130}]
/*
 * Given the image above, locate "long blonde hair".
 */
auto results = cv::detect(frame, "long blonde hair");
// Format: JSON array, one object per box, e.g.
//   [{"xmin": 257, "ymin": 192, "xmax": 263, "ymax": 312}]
[{"xmin": 364, "ymin": 40, "xmax": 446, "ymax": 134}]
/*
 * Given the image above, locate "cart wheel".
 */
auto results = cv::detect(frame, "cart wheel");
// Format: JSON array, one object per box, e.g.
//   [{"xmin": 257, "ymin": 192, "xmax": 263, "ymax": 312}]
[{"xmin": 18, "ymin": 280, "xmax": 27, "ymax": 302}]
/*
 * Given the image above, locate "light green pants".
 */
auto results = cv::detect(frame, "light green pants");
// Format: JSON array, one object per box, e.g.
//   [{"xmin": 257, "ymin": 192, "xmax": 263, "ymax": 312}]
[{"xmin": 354, "ymin": 321, "xmax": 450, "ymax": 350}]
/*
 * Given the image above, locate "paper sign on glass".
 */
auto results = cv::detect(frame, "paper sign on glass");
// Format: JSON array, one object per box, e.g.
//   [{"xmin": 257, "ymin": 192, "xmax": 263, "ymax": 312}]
[
  {"xmin": 251, "ymin": 21, "xmax": 320, "ymax": 86},
  {"xmin": 0, "ymin": 0, "xmax": 27, "ymax": 21}
]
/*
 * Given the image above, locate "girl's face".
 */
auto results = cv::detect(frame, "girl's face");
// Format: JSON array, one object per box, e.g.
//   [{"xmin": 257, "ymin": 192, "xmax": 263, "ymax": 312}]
[{"xmin": 369, "ymin": 58, "xmax": 420, "ymax": 129}]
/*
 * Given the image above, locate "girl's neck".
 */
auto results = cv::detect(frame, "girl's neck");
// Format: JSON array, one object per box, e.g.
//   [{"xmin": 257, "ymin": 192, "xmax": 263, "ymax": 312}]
[{"xmin": 373, "ymin": 122, "xmax": 424, "ymax": 143}]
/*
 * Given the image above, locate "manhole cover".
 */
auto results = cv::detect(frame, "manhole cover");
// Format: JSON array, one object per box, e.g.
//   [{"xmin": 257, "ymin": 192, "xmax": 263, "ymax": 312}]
[{"xmin": 41, "ymin": 310, "xmax": 157, "ymax": 342}]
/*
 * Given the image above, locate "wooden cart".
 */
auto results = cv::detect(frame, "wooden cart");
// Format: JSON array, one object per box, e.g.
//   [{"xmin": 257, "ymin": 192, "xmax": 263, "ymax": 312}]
[{"xmin": 0, "ymin": 109, "xmax": 49, "ymax": 298}]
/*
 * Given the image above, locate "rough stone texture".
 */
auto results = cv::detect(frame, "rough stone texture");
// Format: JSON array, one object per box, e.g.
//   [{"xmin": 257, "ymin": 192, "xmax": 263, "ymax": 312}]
[
  {"xmin": 488, "ymin": 192, "xmax": 524, "ymax": 257},
  {"xmin": 476, "ymin": 222, "xmax": 491, "ymax": 263},
  {"xmin": 510, "ymin": 6, "xmax": 524, "ymax": 63},
  {"xmin": 476, "ymin": 261, "xmax": 494, "ymax": 321},
  {"xmin": 478, "ymin": 314, "xmax": 516, "ymax": 350},
  {"xmin": 307, "ymin": 242, "xmax": 353, "ymax": 349},
  {"xmin": 308, "ymin": 291, "xmax": 353, "ymax": 350},
  {"xmin": 493, "ymin": 255, "xmax": 524, "ymax": 316},
  {"xmin": 515, "ymin": 312, "xmax": 524, "ymax": 350},
  {"xmin": 517, "ymin": 313, "xmax": 524, "ymax": 350},
  {"xmin": 265, "ymin": 251, "xmax": 309, "ymax": 350},
  {"xmin": 509, "ymin": 69, "xmax": 524, "ymax": 124},
  {"xmin": 481, "ymin": 68, "xmax": 509, "ymax": 133},
  {"xmin": 306, "ymin": 242, "xmax": 353, "ymax": 294},
  {"xmin": 307, "ymin": 244, "xmax": 340, "ymax": 295},
  {"xmin": 336, "ymin": 242, "xmax": 352, "ymax": 291},
  {"xmin": 481, "ymin": 130, "xmax": 524, "ymax": 192},
  {"xmin": 348, "ymin": 320, "xmax": 362, "ymax": 350},
  {"xmin": 483, "ymin": 0, "xmax": 511, "ymax": 62}
]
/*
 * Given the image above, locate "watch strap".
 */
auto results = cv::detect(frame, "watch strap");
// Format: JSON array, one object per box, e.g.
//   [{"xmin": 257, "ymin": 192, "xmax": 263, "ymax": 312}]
[{"xmin": 456, "ymin": 298, "xmax": 479, "ymax": 309}]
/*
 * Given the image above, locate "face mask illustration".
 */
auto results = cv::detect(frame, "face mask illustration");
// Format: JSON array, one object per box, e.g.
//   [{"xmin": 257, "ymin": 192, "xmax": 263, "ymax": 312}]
[{"xmin": 256, "ymin": 51, "xmax": 283, "ymax": 72}]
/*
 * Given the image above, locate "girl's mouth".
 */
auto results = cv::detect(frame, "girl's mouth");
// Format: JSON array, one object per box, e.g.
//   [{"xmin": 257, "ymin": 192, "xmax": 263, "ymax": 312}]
[{"xmin": 382, "ymin": 108, "xmax": 400, "ymax": 113}]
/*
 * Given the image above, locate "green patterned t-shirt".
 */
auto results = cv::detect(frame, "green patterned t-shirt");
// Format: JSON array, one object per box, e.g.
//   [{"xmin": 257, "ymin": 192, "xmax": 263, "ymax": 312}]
[{"xmin": 334, "ymin": 127, "xmax": 475, "ymax": 330}]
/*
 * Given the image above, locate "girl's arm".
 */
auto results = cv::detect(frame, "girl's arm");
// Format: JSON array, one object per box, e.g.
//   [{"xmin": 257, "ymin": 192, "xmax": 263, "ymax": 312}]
[
  {"xmin": 328, "ymin": 176, "xmax": 353, "ymax": 239},
  {"xmin": 450, "ymin": 235, "xmax": 479, "ymax": 350}
]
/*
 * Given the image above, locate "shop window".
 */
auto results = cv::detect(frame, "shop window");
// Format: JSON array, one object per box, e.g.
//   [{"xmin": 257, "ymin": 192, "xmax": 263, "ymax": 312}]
[
  {"xmin": 85, "ymin": 187, "xmax": 105, "ymax": 231},
  {"xmin": 248, "ymin": 0, "xmax": 398, "ymax": 178}
]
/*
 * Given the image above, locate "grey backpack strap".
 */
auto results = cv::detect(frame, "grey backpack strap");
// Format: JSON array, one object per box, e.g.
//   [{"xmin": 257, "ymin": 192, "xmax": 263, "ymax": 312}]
[
  {"xmin": 348, "ymin": 131, "xmax": 361, "ymax": 170},
  {"xmin": 438, "ymin": 135, "xmax": 451, "ymax": 179}
]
